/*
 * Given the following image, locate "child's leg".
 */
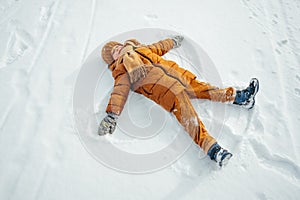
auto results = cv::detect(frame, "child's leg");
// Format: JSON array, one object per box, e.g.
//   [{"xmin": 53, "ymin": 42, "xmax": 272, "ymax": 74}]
[
  {"xmin": 185, "ymin": 79, "xmax": 236, "ymax": 103},
  {"xmin": 171, "ymin": 91, "xmax": 217, "ymax": 153}
]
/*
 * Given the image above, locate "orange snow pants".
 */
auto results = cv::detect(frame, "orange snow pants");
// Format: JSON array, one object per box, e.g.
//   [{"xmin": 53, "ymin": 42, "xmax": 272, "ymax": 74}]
[{"xmin": 172, "ymin": 79, "xmax": 235, "ymax": 153}]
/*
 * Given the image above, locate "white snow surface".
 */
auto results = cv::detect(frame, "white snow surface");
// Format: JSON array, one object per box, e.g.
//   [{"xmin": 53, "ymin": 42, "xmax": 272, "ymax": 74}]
[{"xmin": 1, "ymin": 0, "xmax": 300, "ymax": 199}]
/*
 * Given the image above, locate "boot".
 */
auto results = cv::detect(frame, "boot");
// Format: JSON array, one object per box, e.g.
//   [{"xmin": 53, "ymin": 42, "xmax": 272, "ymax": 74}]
[
  {"xmin": 207, "ymin": 143, "xmax": 233, "ymax": 167},
  {"xmin": 233, "ymin": 78, "xmax": 259, "ymax": 109}
]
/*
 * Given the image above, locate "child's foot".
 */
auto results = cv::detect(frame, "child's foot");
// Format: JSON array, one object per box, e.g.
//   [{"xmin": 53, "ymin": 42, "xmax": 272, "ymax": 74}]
[
  {"xmin": 233, "ymin": 78, "xmax": 259, "ymax": 109},
  {"xmin": 207, "ymin": 143, "xmax": 233, "ymax": 167}
]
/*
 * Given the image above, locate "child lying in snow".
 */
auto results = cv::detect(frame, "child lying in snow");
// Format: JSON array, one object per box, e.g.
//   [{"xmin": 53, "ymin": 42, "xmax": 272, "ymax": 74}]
[{"xmin": 99, "ymin": 36, "xmax": 259, "ymax": 167}]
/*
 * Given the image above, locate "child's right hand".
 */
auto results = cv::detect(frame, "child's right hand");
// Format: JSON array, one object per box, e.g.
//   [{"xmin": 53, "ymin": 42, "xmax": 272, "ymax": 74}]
[{"xmin": 98, "ymin": 113, "xmax": 117, "ymax": 135}]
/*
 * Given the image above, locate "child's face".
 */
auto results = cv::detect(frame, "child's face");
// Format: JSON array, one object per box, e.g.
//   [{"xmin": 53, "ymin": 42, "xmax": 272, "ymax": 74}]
[{"xmin": 112, "ymin": 45, "xmax": 124, "ymax": 60}]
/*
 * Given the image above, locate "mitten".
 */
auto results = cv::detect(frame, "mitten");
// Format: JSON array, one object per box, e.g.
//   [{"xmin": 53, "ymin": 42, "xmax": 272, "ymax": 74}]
[
  {"xmin": 172, "ymin": 35, "xmax": 184, "ymax": 48},
  {"xmin": 98, "ymin": 113, "xmax": 117, "ymax": 135}
]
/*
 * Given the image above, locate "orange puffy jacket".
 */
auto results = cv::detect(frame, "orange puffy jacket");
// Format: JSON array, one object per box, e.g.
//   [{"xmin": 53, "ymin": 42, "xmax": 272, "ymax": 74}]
[{"xmin": 106, "ymin": 38, "xmax": 197, "ymax": 115}]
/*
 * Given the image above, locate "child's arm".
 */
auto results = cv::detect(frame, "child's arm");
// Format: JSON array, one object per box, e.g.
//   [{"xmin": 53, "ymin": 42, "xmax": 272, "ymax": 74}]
[
  {"xmin": 105, "ymin": 64, "xmax": 131, "ymax": 116},
  {"xmin": 99, "ymin": 64, "xmax": 130, "ymax": 136},
  {"xmin": 146, "ymin": 38, "xmax": 175, "ymax": 56}
]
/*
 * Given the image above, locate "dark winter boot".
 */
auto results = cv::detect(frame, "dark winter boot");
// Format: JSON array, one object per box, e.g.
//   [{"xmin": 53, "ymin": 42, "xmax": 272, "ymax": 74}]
[
  {"xmin": 233, "ymin": 78, "xmax": 259, "ymax": 109},
  {"xmin": 207, "ymin": 143, "xmax": 233, "ymax": 167}
]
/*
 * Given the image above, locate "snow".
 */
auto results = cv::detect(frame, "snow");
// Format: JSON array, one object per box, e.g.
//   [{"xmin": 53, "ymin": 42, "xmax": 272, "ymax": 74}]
[{"xmin": 1, "ymin": 0, "xmax": 300, "ymax": 199}]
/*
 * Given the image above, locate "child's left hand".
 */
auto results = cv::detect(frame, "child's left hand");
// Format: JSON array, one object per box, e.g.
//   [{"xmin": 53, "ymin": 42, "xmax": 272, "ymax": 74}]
[{"xmin": 172, "ymin": 35, "xmax": 184, "ymax": 48}]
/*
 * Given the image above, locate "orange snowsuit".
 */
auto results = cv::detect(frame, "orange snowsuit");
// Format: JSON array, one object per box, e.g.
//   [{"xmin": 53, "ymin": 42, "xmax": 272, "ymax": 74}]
[{"xmin": 105, "ymin": 38, "xmax": 235, "ymax": 153}]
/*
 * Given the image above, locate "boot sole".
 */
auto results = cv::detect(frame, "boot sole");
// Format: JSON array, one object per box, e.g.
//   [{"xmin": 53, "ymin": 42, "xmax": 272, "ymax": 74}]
[
  {"xmin": 219, "ymin": 152, "xmax": 233, "ymax": 167},
  {"xmin": 245, "ymin": 78, "xmax": 259, "ymax": 109}
]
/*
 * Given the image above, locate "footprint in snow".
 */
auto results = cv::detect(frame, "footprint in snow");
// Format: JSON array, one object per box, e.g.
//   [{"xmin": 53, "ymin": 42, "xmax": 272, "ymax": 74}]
[
  {"xmin": 0, "ymin": 27, "xmax": 33, "ymax": 68},
  {"xmin": 294, "ymin": 88, "xmax": 300, "ymax": 97},
  {"xmin": 144, "ymin": 14, "xmax": 158, "ymax": 21}
]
